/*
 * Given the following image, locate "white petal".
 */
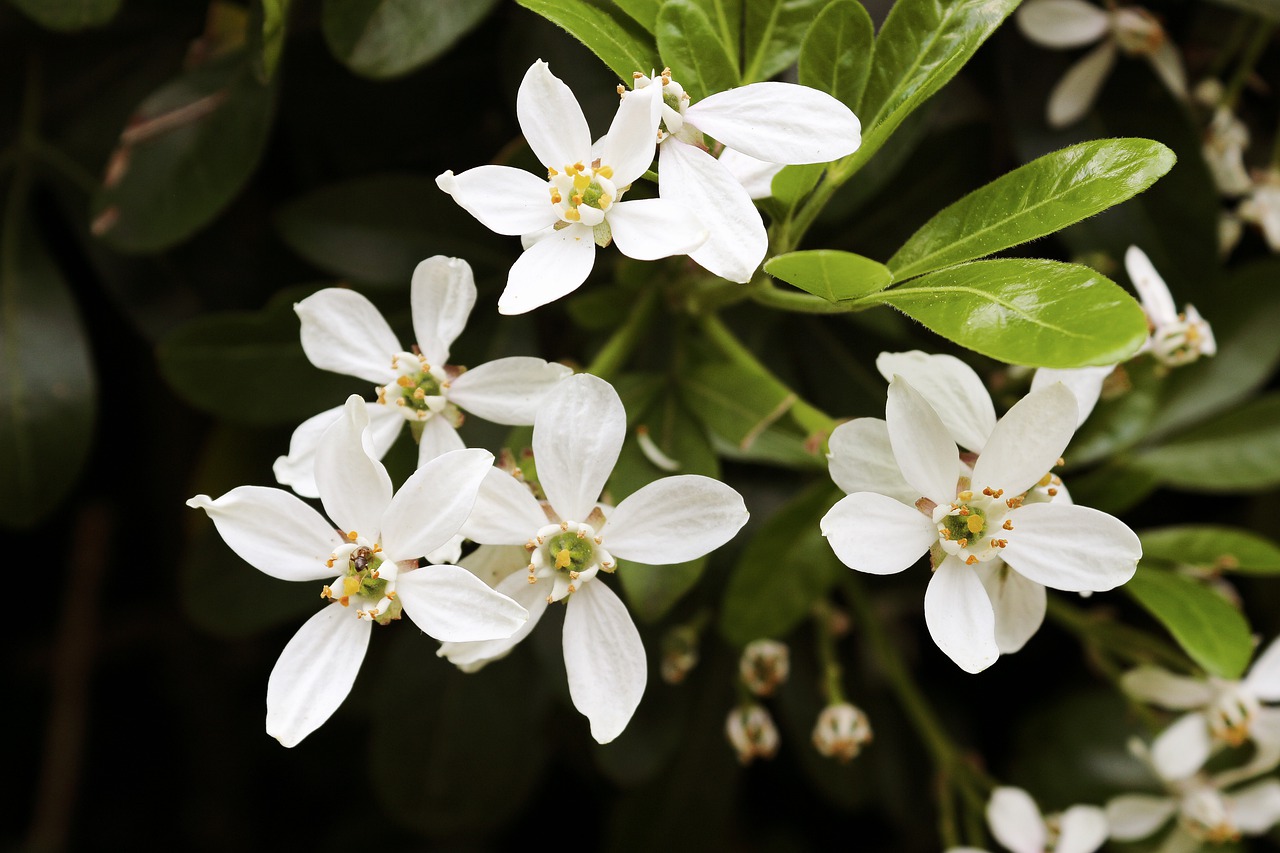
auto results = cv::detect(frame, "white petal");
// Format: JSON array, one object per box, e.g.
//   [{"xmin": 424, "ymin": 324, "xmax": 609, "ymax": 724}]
[
  {"xmin": 447, "ymin": 357, "xmax": 573, "ymax": 424},
  {"xmin": 410, "ymin": 256, "xmax": 476, "ymax": 366},
  {"xmin": 924, "ymin": 557, "xmax": 1000, "ymax": 673},
  {"xmin": 563, "ymin": 581, "xmax": 647, "ymax": 744},
  {"xmin": 416, "ymin": 413, "xmax": 466, "ymax": 465},
  {"xmin": 1031, "ymin": 365, "xmax": 1114, "ymax": 427},
  {"xmin": 535, "ymin": 373, "xmax": 626, "ymax": 523},
  {"xmin": 436, "ymin": 166, "xmax": 560, "ymax": 237},
  {"xmin": 462, "ymin": 467, "xmax": 550, "ymax": 544},
  {"xmin": 972, "ymin": 382, "xmax": 1078, "ymax": 497},
  {"xmin": 380, "ymin": 448, "xmax": 493, "ymax": 560},
  {"xmin": 1055, "ymin": 805, "xmax": 1109, "ymax": 853},
  {"xmin": 1228, "ymin": 779, "xmax": 1280, "ymax": 834},
  {"xmin": 1016, "ymin": 0, "xmax": 1110, "ymax": 47},
  {"xmin": 716, "ymin": 147, "xmax": 785, "ymax": 199},
  {"xmin": 821, "ymin": 492, "xmax": 935, "ymax": 574},
  {"xmin": 601, "ymin": 475, "xmax": 749, "ymax": 564},
  {"xmin": 988, "ymin": 786, "xmax": 1046, "ymax": 853},
  {"xmin": 1245, "ymin": 635, "xmax": 1280, "ymax": 700},
  {"xmin": 658, "ymin": 140, "xmax": 766, "ymax": 283},
  {"xmin": 394, "ymin": 563, "xmax": 528, "ymax": 642},
  {"xmin": 458, "ymin": 543, "xmax": 529, "ymax": 588},
  {"xmin": 876, "ymin": 351, "xmax": 997, "ymax": 453},
  {"xmin": 607, "ymin": 198, "xmax": 708, "ymax": 261},
  {"xmin": 599, "ymin": 79, "xmax": 660, "ymax": 186},
  {"xmin": 274, "ymin": 403, "xmax": 401, "ymax": 499},
  {"xmin": 1001, "ymin": 502, "xmax": 1139, "ymax": 592},
  {"xmin": 1047, "ymin": 40, "xmax": 1117, "ymax": 129},
  {"xmin": 827, "ymin": 418, "xmax": 920, "ymax": 506},
  {"xmin": 266, "ymin": 604, "xmax": 371, "ymax": 747},
  {"xmin": 686, "ymin": 82, "xmax": 861, "ymax": 164},
  {"xmin": 1105, "ymin": 795, "xmax": 1176, "ymax": 840},
  {"xmin": 295, "ymin": 288, "xmax": 399, "ymax": 385},
  {"xmin": 1151, "ymin": 712, "xmax": 1212, "ymax": 780},
  {"xmin": 1119, "ymin": 666, "xmax": 1214, "ymax": 709},
  {"xmin": 1147, "ymin": 41, "xmax": 1187, "ymax": 99},
  {"xmin": 1212, "ymin": 707, "xmax": 1280, "ymax": 788},
  {"xmin": 437, "ymin": 570, "xmax": 550, "ymax": 669},
  {"xmin": 975, "ymin": 561, "xmax": 1046, "ymax": 654},
  {"xmin": 516, "ymin": 60, "xmax": 591, "ymax": 171},
  {"xmin": 186, "ymin": 487, "xmax": 345, "ymax": 581},
  {"xmin": 1125, "ymin": 245, "xmax": 1178, "ymax": 325},
  {"xmin": 1153, "ymin": 829, "xmax": 1200, "ymax": 853},
  {"xmin": 314, "ymin": 396, "xmax": 394, "ymax": 537},
  {"xmin": 885, "ymin": 377, "xmax": 962, "ymax": 504},
  {"xmin": 498, "ymin": 224, "xmax": 596, "ymax": 315}
]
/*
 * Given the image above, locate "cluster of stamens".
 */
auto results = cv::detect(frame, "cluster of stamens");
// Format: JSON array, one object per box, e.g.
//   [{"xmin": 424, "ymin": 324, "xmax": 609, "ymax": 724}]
[
  {"xmin": 934, "ymin": 489, "xmax": 1015, "ymax": 565},
  {"xmin": 525, "ymin": 521, "xmax": 615, "ymax": 603},
  {"xmin": 1207, "ymin": 682, "xmax": 1261, "ymax": 747},
  {"xmin": 625, "ymin": 67, "xmax": 690, "ymax": 142},
  {"xmin": 376, "ymin": 351, "xmax": 447, "ymax": 421},
  {"xmin": 548, "ymin": 159, "xmax": 616, "ymax": 226},
  {"xmin": 320, "ymin": 531, "xmax": 401, "ymax": 625},
  {"xmin": 1179, "ymin": 785, "xmax": 1242, "ymax": 844}
]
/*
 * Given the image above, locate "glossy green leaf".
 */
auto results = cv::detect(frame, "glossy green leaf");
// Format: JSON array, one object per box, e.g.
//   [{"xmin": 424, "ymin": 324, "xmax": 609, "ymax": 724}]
[
  {"xmin": 769, "ymin": 163, "xmax": 825, "ymax": 209},
  {"xmin": 8, "ymin": 0, "xmax": 121, "ymax": 30},
  {"xmin": 1131, "ymin": 394, "xmax": 1280, "ymax": 492},
  {"xmin": 1060, "ymin": 360, "xmax": 1159, "ymax": 468},
  {"xmin": 518, "ymin": 0, "xmax": 657, "ymax": 82},
  {"xmin": 322, "ymin": 0, "xmax": 499, "ymax": 79},
  {"xmin": 1125, "ymin": 566, "xmax": 1253, "ymax": 679},
  {"xmin": 0, "ymin": 204, "xmax": 96, "ymax": 529},
  {"xmin": 1061, "ymin": 461, "xmax": 1160, "ymax": 517},
  {"xmin": 91, "ymin": 52, "xmax": 276, "ymax": 253},
  {"xmin": 765, "ymin": 250, "xmax": 892, "ymax": 303},
  {"xmin": 741, "ymin": 0, "xmax": 829, "ymax": 83},
  {"xmin": 681, "ymin": 361, "xmax": 796, "ymax": 450},
  {"xmin": 863, "ymin": 259, "xmax": 1148, "ymax": 368},
  {"xmin": 612, "ymin": 0, "xmax": 662, "ymax": 31},
  {"xmin": 719, "ymin": 481, "xmax": 843, "ymax": 646},
  {"xmin": 250, "ymin": 0, "xmax": 291, "ymax": 83},
  {"xmin": 798, "ymin": 0, "xmax": 874, "ymax": 111},
  {"xmin": 656, "ymin": 0, "xmax": 738, "ymax": 102},
  {"xmin": 887, "ymin": 139, "xmax": 1176, "ymax": 280},
  {"xmin": 1139, "ymin": 526, "xmax": 1280, "ymax": 576}
]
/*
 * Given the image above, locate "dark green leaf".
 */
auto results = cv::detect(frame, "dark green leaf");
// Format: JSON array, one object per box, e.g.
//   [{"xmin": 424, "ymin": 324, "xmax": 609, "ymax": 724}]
[
  {"xmin": 1140, "ymin": 526, "xmax": 1280, "ymax": 576},
  {"xmin": 1204, "ymin": 0, "xmax": 1280, "ymax": 21},
  {"xmin": 322, "ymin": 0, "xmax": 499, "ymax": 79},
  {"xmin": 8, "ymin": 0, "xmax": 121, "ymax": 30},
  {"xmin": 681, "ymin": 361, "xmax": 796, "ymax": 450},
  {"xmin": 1131, "ymin": 394, "xmax": 1280, "ymax": 492},
  {"xmin": 1125, "ymin": 566, "xmax": 1253, "ymax": 679},
  {"xmin": 864, "ymin": 259, "xmax": 1148, "ymax": 368},
  {"xmin": 765, "ymin": 250, "xmax": 892, "ymax": 302},
  {"xmin": 1061, "ymin": 461, "xmax": 1160, "ymax": 517},
  {"xmin": 249, "ymin": 0, "xmax": 291, "ymax": 83},
  {"xmin": 741, "ymin": 0, "xmax": 829, "ymax": 83},
  {"xmin": 656, "ymin": 0, "xmax": 738, "ymax": 102},
  {"xmin": 518, "ymin": 0, "xmax": 657, "ymax": 82},
  {"xmin": 887, "ymin": 139, "xmax": 1176, "ymax": 280},
  {"xmin": 1061, "ymin": 360, "xmax": 1159, "ymax": 468},
  {"xmin": 798, "ymin": 0, "xmax": 874, "ymax": 111}
]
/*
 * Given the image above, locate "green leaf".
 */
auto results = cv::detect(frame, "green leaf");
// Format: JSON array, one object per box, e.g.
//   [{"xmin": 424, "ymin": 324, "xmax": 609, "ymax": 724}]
[
  {"xmin": 798, "ymin": 0, "xmax": 874, "ymax": 111},
  {"xmin": 0, "ymin": 203, "xmax": 95, "ymax": 529},
  {"xmin": 741, "ymin": 0, "xmax": 830, "ymax": 83},
  {"xmin": 656, "ymin": 0, "xmax": 738, "ymax": 102},
  {"xmin": 719, "ymin": 481, "xmax": 843, "ymax": 646},
  {"xmin": 249, "ymin": 0, "xmax": 291, "ymax": 83},
  {"xmin": 612, "ymin": 0, "xmax": 662, "ymax": 31},
  {"xmin": 1139, "ymin": 526, "xmax": 1280, "ymax": 576},
  {"xmin": 863, "ymin": 259, "xmax": 1148, "ymax": 368},
  {"xmin": 1204, "ymin": 0, "xmax": 1280, "ymax": 21},
  {"xmin": 769, "ymin": 163, "xmax": 825, "ymax": 209},
  {"xmin": 1125, "ymin": 566, "xmax": 1253, "ymax": 679},
  {"xmin": 887, "ymin": 139, "xmax": 1176, "ymax": 280},
  {"xmin": 8, "ymin": 0, "xmax": 121, "ymax": 30},
  {"xmin": 681, "ymin": 361, "xmax": 796, "ymax": 450},
  {"xmin": 765, "ymin": 250, "xmax": 892, "ymax": 303},
  {"xmin": 91, "ymin": 52, "xmax": 277, "ymax": 253},
  {"xmin": 1131, "ymin": 393, "xmax": 1280, "ymax": 493},
  {"xmin": 518, "ymin": 0, "xmax": 657, "ymax": 81},
  {"xmin": 322, "ymin": 0, "xmax": 499, "ymax": 79}
]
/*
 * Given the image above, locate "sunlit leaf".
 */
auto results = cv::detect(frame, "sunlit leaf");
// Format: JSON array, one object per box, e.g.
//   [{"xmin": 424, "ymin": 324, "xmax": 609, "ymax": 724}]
[
  {"xmin": 250, "ymin": 0, "xmax": 291, "ymax": 83},
  {"xmin": 517, "ymin": 0, "xmax": 657, "ymax": 81},
  {"xmin": 1139, "ymin": 526, "xmax": 1280, "ymax": 577},
  {"xmin": 765, "ymin": 250, "xmax": 892, "ymax": 302},
  {"xmin": 741, "ymin": 0, "xmax": 829, "ymax": 83},
  {"xmin": 656, "ymin": 0, "xmax": 738, "ymax": 102},
  {"xmin": 1125, "ymin": 566, "xmax": 1253, "ymax": 679}
]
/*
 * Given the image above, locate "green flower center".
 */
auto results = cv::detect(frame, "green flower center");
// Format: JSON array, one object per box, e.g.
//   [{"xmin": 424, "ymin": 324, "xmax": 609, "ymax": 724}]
[{"xmin": 546, "ymin": 530, "xmax": 595, "ymax": 574}]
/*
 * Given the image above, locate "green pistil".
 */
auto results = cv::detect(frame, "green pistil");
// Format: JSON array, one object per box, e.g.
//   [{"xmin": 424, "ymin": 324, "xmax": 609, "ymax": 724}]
[
  {"xmin": 547, "ymin": 531, "xmax": 594, "ymax": 573},
  {"xmin": 393, "ymin": 371, "xmax": 442, "ymax": 413},
  {"xmin": 663, "ymin": 91, "xmax": 681, "ymax": 113},
  {"xmin": 942, "ymin": 508, "xmax": 985, "ymax": 543},
  {"xmin": 580, "ymin": 183, "xmax": 605, "ymax": 209},
  {"xmin": 346, "ymin": 550, "xmax": 387, "ymax": 599}
]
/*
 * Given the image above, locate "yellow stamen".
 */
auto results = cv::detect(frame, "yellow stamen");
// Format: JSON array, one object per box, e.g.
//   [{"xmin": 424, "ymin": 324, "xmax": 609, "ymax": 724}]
[
  {"xmin": 343, "ymin": 577, "xmax": 361, "ymax": 597},
  {"xmin": 599, "ymin": 193, "xmax": 612, "ymax": 207},
  {"xmin": 958, "ymin": 490, "xmax": 973, "ymax": 501},
  {"xmin": 397, "ymin": 375, "xmax": 414, "ymax": 388},
  {"xmin": 564, "ymin": 208, "xmax": 581, "ymax": 221},
  {"xmin": 347, "ymin": 530, "xmax": 359, "ymax": 541},
  {"xmin": 573, "ymin": 173, "xmax": 590, "ymax": 191},
  {"xmin": 597, "ymin": 165, "xmax": 613, "ymax": 179},
  {"xmin": 555, "ymin": 549, "xmax": 572, "ymax": 569}
]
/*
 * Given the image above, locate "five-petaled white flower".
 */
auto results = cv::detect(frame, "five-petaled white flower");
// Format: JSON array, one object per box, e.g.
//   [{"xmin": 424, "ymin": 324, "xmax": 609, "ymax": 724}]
[
  {"xmin": 437, "ymin": 60, "xmax": 707, "ymax": 314},
  {"xmin": 953, "ymin": 786, "xmax": 1108, "ymax": 853},
  {"xmin": 1125, "ymin": 245, "xmax": 1216, "ymax": 368},
  {"xmin": 188, "ymin": 396, "xmax": 529, "ymax": 747},
  {"xmin": 437, "ymin": 373, "xmax": 749, "ymax": 743},
  {"xmin": 1016, "ymin": 0, "xmax": 1186, "ymax": 128},
  {"xmin": 821, "ymin": 376, "xmax": 1141, "ymax": 673},
  {"xmin": 274, "ymin": 255, "xmax": 572, "ymax": 497},
  {"xmin": 626, "ymin": 68, "xmax": 861, "ymax": 283}
]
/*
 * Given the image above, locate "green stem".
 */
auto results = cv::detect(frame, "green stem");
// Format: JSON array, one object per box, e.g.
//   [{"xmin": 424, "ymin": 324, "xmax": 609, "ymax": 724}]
[
  {"xmin": 27, "ymin": 138, "xmax": 98, "ymax": 196},
  {"xmin": 584, "ymin": 287, "xmax": 658, "ymax": 380},
  {"xmin": 749, "ymin": 279, "xmax": 856, "ymax": 314},
  {"xmin": 1221, "ymin": 21, "xmax": 1275, "ymax": 110},
  {"xmin": 1046, "ymin": 595, "xmax": 1195, "ymax": 672},
  {"xmin": 812, "ymin": 602, "xmax": 846, "ymax": 705}
]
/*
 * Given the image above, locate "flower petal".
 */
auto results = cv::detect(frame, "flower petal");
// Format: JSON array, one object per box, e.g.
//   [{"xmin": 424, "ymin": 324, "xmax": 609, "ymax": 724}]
[
  {"xmin": 924, "ymin": 556, "xmax": 1000, "ymax": 673},
  {"xmin": 972, "ymin": 382, "xmax": 1078, "ymax": 497},
  {"xmin": 1016, "ymin": 0, "xmax": 1110, "ymax": 48},
  {"xmin": 447, "ymin": 357, "xmax": 573, "ymax": 424},
  {"xmin": 886, "ymin": 376, "xmax": 961, "ymax": 504},
  {"xmin": 1245, "ymin": 635, "xmax": 1280, "ymax": 701},
  {"xmin": 563, "ymin": 580, "xmax": 647, "ymax": 744},
  {"xmin": 820, "ymin": 492, "xmax": 934, "ymax": 575},
  {"xmin": 1031, "ymin": 365, "xmax": 1114, "ymax": 427},
  {"xmin": 410, "ymin": 256, "xmax": 477, "ymax": 366},
  {"xmin": 1125, "ymin": 245, "xmax": 1178, "ymax": 326},
  {"xmin": 416, "ymin": 413, "xmax": 467, "ymax": 466},
  {"xmin": 462, "ymin": 467, "xmax": 551, "ymax": 545},
  {"xmin": 274, "ymin": 403, "xmax": 402, "ymax": 499},
  {"xmin": 1047, "ymin": 40, "xmax": 1117, "ymax": 129},
  {"xmin": 601, "ymin": 474, "xmax": 749, "ymax": 564},
  {"xmin": 599, "ymin": 78, "xmax": 660, "ymax": 186},
  {"xmin": 436, "ymin": 166, "xmax": 560, "ymax": 236},
  {"xmin": 716, "ymin": 147, "xmax": 784, "ymax": 199},
  {"xmin": 876, "ymin": 351, "xmax": 997, "ymax": 453},
  {"xmin": 437, "ymin": 570, "xmax": 550, "ymax": 670},
  {"xmin": 1055, "ymin": 805, "xmax": 1109, "ymax": 853},
  {"xmin": 975, "ymin": 561, "xmax": 1046, "ymax": 654},
  {"xmin": 1228, "ymin": 778, "xmax": 1280, "ymax": 834},
  {"xmin": 987, "ymin": 786, "xmax": 1046, "ymax": 853},
  {"xmin": 535, "ymin": 373, "xmax": 626, "ymax": 523},
  {"xmin": 1001, "ymin": 502, "xmax": 1140, "ymax": 592},
  {"xmin": 1105, "ymin": 794, "xmax": 1175, "ymax": 840},
  {"xmin": 394, "ymin": 563, "xmax": 528, "ymax": 642},
  {"xmin": 657, "ymin": 140, "xmax": 766, "ymax": 283},
  {"xmin": 498, "ymin": 223, "xmax": 596, "ymax": 315},
  {"xmin": 606, "ymin": 197, "xmax": 708, "ymax": 261},
  {"xmin": 295, "ymin": 288, "xmax": 400, "ymax": 385},
  {"xmin": 1120, "ymin": 666, "xmax": 1214, "ymax": 709},
  {"xmin": 1150, "ymin": 712, "xmax": 1211, "ymax": 781},
  {"xmin": 380, "ymin": 447, "xmax": 493, "ymax": 561},
  {"xmin": 266, "ymin": 604, "xmax": 371, "ymax": 747},
  {"xmin": 314, "ymin": 396, "xmax": 394, "ymax": 537},
  {"xmin": 458, "ymin": 543, "xmax": 529, "ymax": 588},
  {"xmin": 187, "ymin": 486, "xmax": 345, "ymax": 581},
  {"xmin": 686, "ymin": 82, "xmax": 861, "ymax": 164},
  {"xmin": 827, "ymin": 418, "xmax": 920, "ymax": 506},
  {"xmin": 516, "ymin": 60, "xmax": 592, "ymax": 171},
  {"xmin": 1147, "ymin": 41, "xmax": 1187, "ymax": 99}
]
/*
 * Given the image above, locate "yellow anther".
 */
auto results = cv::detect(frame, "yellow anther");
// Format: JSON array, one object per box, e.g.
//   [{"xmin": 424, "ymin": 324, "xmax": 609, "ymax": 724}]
[
  {"xmin": 321, "ymin": 586, "xmax": 333, "ymax": 600},
  {"xmin": 347, "ymin": 530, "xmax": 359, "ymax": 541},
  {"xmin": 1003, "ymin": 519, "xmax": 1014, "ymax": 530},
  {"xmin": 957, "ymin": 538, "xmax": 968, "ymax": 548},
  {"xmin": 549, "ymin": 188, "xmax": 561, "ymax": 203},
  {"xmin": 633, "ymin": 71, "xmax": 644, "ymax": 79},
  {"xmin": 548, "ymin": 167, "xmax": 559, "ymax": 176},
  {"xmin": 386, "ymin": 591, "xmax": 396, "ymax": 600},
  {"xmin": 573, "ymin": 173, "xmax": 590, "ymax": 191},
  {"xmin": 597, "ymin": 165, "xmax": 614, "ymax": 179},
  {"xmin": 572, "ymin": 193, "xmax": 583, "ymax": 206},
  {"xmin": 573, "ymin": 161, "xmax": 585, "ymax": 173},
  {"xmin": 339, "ymin": 596, "xmax": 350, "ymax": 607},
  {"xmin": 1038, "ymin": 472, "xmax": 1053, "ymax": 487},
  {"xmin": 940, "ymin": 529, "xmax": 951, "ymax": 540},
  {"xmin": 599, "ymin": 193, "xmax": 612, "ymax": 207},
  {"xmin": 593, "ymin": 536, "xmax": 602, "ymax": 544},
  {"xmin": 397, "ymin": 375, "xmax": 414, "ymax": 387},
  {"xmin": 1047, "ymin": 487, "xmax": 1059, "ymax": 496},
  {"xmin": 555, "ymin": 549, "xmax": 572, "ymax": 569},
  {"xmin": 965, "ymin": 555, "xmax": 978, "ymax": 565},
  {"xmin": 413, "ymin": 387, "xmax": 426, "ymax": 400},
  {"xmin": 617, "ymin": 84, "xmax": 625, "ymax": 95},
  {"xmin": 982, "ymin": 487, "xmax": 994, "ymax": 496},
  {"xmin": 958, "ymin": 490, "xmax": 973, "ymax": 501},
  {"xmin": 343, "ymin": 576, "xmax": 361, "ymax": 597},
  {"xmin": 966, "ymin": 516, "xmax": 984, "ymax": 534},
  {"xmin": 564, "ymin": 163, "xmax": 577, "ymax": 176},
  {"xmin": 1056, "ymin": 457, "xmax": 1065, "ymax": 467},
  {"xmin": 564, "ymin": 208, "xmax": 581, "ymax": 221},
  {"xmin": 569, "ymin": 570, "xmax": 580, "ymax": 580}
]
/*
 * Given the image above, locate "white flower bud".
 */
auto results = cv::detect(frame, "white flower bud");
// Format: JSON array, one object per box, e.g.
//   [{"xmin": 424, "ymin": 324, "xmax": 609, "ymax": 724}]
[
  {"xmin": 726, "ymin": 703, "xmax": 779, "ymax": 765},
  {"xmin": 739, "ymin": 639, "xmax": 789, "ymax": 697},
  {"xmin": 812, "ymin": 703, "xmax": 873, "ymax": 762}
]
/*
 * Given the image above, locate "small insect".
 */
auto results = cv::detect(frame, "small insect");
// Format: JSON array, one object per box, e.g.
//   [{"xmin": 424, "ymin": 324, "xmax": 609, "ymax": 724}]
[{"xmin": 352, "ymin": 547, "xmax": 372, "ymax": 572}]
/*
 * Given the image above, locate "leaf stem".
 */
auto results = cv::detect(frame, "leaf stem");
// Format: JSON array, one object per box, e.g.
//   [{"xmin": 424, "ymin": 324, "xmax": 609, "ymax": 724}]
[
  {"xmin": 1045, "ymin": 594, "xmax": 1195, "ymax": 672},
  {"xmin": 1221, "ymin": 20, "xmax": 1275, "ymax": 110},
  {"xmin": 584, "ymin": 286, "xmax": 658, "ymax": 380},
  {"xmin": 749, "ymin": 278, "xmax": 855, "ymax": 314},
  {"xmin": 812, "ymin": 601, "xmax": 846, "ymax": 704}
]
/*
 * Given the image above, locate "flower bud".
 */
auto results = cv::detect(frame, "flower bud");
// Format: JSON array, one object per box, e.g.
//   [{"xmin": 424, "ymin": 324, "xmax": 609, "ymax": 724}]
[
  {"xmin": 811, "ymin": 702, "xmax": 872, "ymax": 762},
  {"xmin": 739, "ymin": 639, "xmax": 789, "ymax": 697},
  {"xmin": 660, "ymin": 624, "xmax": 700, "ymax": 685},
  {"xmin": 725, "ymin": 703, "xmax": 779, "ymax": 765}
]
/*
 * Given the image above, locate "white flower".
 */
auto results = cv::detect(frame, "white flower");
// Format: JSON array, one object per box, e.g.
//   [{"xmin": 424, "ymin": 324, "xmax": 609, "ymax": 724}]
[
  {"xmin": 726, "ymin": 703, "xmax": 779, "ymax": 764},
  {"xmin": 811, "ymin": 702, "xmax": 872, "ymax": 762},
  {"xmin": 985, "ymin": 786, "xmax": 1108, "ymax": 853},
  {"xmin": 187, "ymin": 396, "xmax": 529, "ymax": 747},
  {"xmin": 273, "ymin": 255, "xmax": 572, "ymax": 497},
  {"xmin": 739, "ymin": 639, "xmax": 789, "ymax": 697},
  {"xmin": 1125, "ymin": 245, "xmax": 1217, "ymax": 367},
  {"xmin": 821, "ymin": 376, "xmax": 1141, "ymax": 673},
  {"xmin": 1237, "ymin": 169, "xmax": 1280, "ymax": 252},
  {"xmin": 629, "ymin": 68, "xmax": 861, "ymax": 283},
  {"xmin": 1203, "ymin": 106, "xmax": 1253, "ymax": 197},
  {"xmin": 437, "ymin": 373, "xmax": 749, "ymax": 743},
  {"xmin": 1121, "ymin": 635, "xmax": 1280, "ymax": 782},
  {"xmin": 1016, "ymin": 0, "xmax": 1186, "ymax": 128},
  {"xmin": 436, "ymin": 60, "xmax": 707, "ymax": 314}
]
